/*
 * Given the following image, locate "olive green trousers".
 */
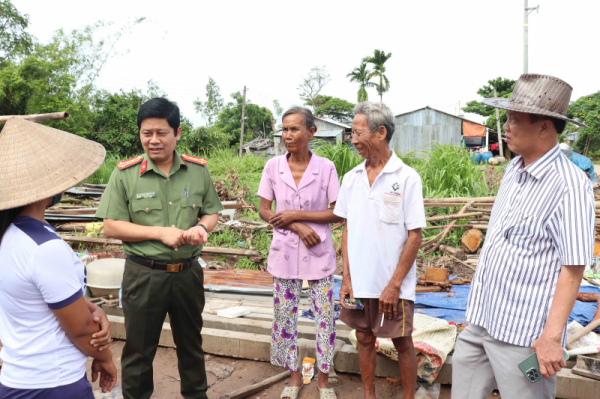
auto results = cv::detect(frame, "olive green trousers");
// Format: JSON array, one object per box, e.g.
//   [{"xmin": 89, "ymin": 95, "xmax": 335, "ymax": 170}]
[{"xmin": 121, "ymin": 258, "xmax": 207, "ymax": 399}]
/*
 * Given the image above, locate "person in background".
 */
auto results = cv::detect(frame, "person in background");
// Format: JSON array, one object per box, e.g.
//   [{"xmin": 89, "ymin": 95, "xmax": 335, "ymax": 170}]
[
  {"xmin": 96, "ymin": 98, "xmax": 223, "ymax": 399},
  {"xmin": 452, "ymin": 74, "xmax": 595, "ymax": 399},
  {"xmin": 559, "ymin": 142, "xmax": 598, "ymax": 182},
  {"xmin": 258, "ymin": 107, "xmax": 342, "ymax": 399},
  {"xmin": 0, "ymin": 118, "xmax": 116, "ymax": 398},
  {"xmin": 335, "ymin": 102, "xmax": 426, "ymax": 399}
]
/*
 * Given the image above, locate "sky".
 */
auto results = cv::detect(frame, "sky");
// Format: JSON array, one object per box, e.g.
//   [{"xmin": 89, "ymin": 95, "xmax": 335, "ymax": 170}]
[{"xmin": 12, "ymin": 0, "xmax": 600, "ymax": 128}]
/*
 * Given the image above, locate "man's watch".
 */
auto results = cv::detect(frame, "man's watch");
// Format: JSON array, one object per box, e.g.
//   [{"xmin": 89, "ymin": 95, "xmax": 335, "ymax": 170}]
[{"xmin": 197, "ymin": 223, "xmax": 208, "ymax": 233}]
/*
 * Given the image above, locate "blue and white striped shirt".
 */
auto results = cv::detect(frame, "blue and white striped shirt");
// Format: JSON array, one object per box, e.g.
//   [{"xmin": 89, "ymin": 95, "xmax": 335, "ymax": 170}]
[{"xmin": 466, "ymin": 144, "xmax": 595, "ymax": 347}]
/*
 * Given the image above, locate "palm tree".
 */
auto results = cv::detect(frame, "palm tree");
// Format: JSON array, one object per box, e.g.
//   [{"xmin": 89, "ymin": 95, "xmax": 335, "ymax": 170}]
[
  {"xmin": 364, "ymin": 49, "xmax": 392, "ymax": 102},
  {"xmin": 346, "ymin": 62, "xmax": 372, "ymax": 103}
]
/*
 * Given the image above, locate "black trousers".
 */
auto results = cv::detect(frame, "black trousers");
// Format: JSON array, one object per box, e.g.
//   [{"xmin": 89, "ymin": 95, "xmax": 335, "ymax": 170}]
[{"xmin": 121, "ymin": 258, "xmax": 207, "ymax": 399}]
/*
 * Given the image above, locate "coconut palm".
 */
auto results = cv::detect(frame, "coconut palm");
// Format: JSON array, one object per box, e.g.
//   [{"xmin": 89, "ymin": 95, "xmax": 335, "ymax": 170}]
[
  {"xmin": 363, "ymin": 49, "xmax": 392, "ymax": 102},
  {"xmin": 346, "ymin": 62, "xmax": 372, "ymax": 103}
]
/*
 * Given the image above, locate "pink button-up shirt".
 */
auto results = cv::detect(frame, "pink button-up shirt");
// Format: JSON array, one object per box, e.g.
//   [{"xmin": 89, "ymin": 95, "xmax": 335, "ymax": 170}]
[{"xmin": 258, "ymin": 152, "xmax": 340, "ymax": 280}]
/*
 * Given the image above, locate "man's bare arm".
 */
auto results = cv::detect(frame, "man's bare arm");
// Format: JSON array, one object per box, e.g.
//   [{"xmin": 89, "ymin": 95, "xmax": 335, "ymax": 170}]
[
  {"xmin": 379, "ymin": 228, "xmax": 422, "ymax": 318},
  {"xmin": 533, "ymin": 265, "xmax": 585, "ymax": 378}
]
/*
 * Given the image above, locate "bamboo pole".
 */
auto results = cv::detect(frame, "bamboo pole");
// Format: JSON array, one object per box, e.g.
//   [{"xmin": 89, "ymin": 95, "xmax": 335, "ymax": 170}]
[
  {"xmin": 426, "ymin": 212, "xmax": 483, "ymax": 223},
  {"xmin": 58, "ymin": 235, "xmax": 262, "ymax": 257},
  {"xmin": 0, "ymin": 112, "xmax": 69, "ymax": 124},
  {"xmin": 423, "ymin": 224, "xmax": 488, "ymax": 231},
  {"xmin": 423, "ymin": 197, "xmax": 496, "ymax": 204}
]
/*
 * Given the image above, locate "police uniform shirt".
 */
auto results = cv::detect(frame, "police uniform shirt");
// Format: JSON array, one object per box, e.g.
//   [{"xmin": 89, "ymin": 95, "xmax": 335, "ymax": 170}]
[{"xmin": 95, "ymin": 151, "xmax": 223, "ymax": 261}]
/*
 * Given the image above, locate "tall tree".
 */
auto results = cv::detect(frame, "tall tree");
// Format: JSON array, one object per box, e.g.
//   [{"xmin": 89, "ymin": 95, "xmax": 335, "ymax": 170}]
[
  {"xmin": 193, "ymin": 77, "xmax": 224, "ymax": 127},
  {"xmin": 272, "ymin": 99, "xmax": 284, "ymax": 131},
  {"xmin": 0, "ymin": 0, "xmax": 32, "ymax": 64},
  {"xmin": 566, "ymin": 91, "xmax": 600, "ymax": 156},
  {"xmin": 298, "ymin": 66, "xmax": 330, "ymax": 112},
  {"xmin": 462, "ymin": 77, "xmax": 516, "ymax": 129},
  {"xmin": 363, "ymin": 49, "xmax": 392, "ymax": 102},
  {"xmin": 304, "ymin": 95, "xmax": 355, "ymax": 123},
  {"xmin": 346, "ymin": 62, "xmax": 372, "ymax": 102},
  {"xmin": 215, "ymin": 92, "xmax": 274, "ymax": 145}
]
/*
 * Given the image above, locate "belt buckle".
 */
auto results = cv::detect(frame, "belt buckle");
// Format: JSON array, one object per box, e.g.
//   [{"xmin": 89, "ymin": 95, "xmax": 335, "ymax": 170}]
[{"xmin": 166, "ymin": 263, "xmax": 183, "ymax": 272}]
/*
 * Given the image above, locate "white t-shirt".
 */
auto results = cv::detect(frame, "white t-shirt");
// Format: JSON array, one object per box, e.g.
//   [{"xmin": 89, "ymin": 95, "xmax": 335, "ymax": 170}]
[
  {"xmin": 334, "ymin": 152, "xmax": 426, "ymax": 301},
  {"xmin": 0, "ymin": 216, "xmax": 88, "ymax": 389}
]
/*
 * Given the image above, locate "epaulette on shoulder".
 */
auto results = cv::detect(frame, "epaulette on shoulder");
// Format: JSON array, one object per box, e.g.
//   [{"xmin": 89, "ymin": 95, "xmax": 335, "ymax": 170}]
[
  {"xmin": 181, "ymin": 154, "xmax": 207, "ymax": 166},
  {"xmin": 116, "ymin": 155, "xmax": 144, "ymax": 170}
]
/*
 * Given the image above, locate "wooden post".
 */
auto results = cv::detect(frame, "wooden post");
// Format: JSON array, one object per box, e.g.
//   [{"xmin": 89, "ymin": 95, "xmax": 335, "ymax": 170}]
[
  {"xmin": 238, "ymin": 86, "xmax": 247, "ymax": 157},
  {"xmin": 494, "ymin": 88, "xmax": 504, "ymax": 158},
  {"xmin": 0, "ymin": 112, "xmax": 69, "ymax": 124}
]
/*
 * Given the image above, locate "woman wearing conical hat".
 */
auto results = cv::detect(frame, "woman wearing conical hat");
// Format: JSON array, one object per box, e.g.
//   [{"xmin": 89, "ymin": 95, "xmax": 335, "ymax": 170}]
[{"xmin": 0, "ymin": 118, "xmax": 117, "ymax": 397}]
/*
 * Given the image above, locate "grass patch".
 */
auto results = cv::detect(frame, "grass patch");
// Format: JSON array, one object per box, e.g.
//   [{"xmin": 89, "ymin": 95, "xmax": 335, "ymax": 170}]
[{"xmin": 84, "ymin": 153, "xmax": 124, "ymax": 185}]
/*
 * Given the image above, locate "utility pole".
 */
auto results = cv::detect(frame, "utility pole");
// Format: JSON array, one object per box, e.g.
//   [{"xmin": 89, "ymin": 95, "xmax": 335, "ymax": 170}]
[
  {"xmin": 238, "ymin": 86, "xmax": 246, "ymax": 157},
  {"xmin": 494, "ymin": 88, "xmax": 504, "ymax": 158},
  {"xmin": 524, "ymin": 0, "xmax": 540, "ymax": 73}
]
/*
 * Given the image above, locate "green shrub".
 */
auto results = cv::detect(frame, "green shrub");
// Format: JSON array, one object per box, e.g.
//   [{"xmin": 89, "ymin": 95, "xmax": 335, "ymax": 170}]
[
  {"xmin": 312, "ymin": 140, "xmax": 363, "ymax": 183},
  {"xmin": 418, "ymin": 144, "xmax": 491, "ymax": 198}
]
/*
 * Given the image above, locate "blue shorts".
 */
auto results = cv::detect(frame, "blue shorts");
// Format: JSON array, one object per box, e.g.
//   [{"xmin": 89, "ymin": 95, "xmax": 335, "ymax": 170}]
[{"xmin": 0, "ymin": 374, "xmax": 93, "ymax": 399}]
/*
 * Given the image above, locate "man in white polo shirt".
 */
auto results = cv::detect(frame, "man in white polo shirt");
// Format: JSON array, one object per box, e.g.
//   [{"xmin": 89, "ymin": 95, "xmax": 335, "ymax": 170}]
[{"xmin": 335, "ymin": 102, "xmax": 426, "ymax": 399}]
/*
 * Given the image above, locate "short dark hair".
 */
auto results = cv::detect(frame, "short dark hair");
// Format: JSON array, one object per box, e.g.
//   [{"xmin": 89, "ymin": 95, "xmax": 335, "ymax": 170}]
[
  {"xmin": 529, "ymin": 114, "xmax": 567, "ymax": 134},
  {"xmin": 137, "ymin": 98, "xmax": 180, "ymax": 135},
  {"xmin": 282, "ymin": 107, "xmax": 317, "ymax": 133}
]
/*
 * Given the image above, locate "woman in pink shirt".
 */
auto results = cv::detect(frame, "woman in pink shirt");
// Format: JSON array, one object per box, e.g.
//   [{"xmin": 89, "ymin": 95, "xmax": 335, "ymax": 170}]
[{"xmin": 258, "ymin": 107, "xmax": 341, "ymax": 399}]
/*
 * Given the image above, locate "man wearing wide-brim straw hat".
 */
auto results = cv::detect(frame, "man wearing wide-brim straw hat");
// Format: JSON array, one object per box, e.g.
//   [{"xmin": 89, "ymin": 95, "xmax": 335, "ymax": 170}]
[
  {"xmin": 451, "ymin": 74, "xmax": 595, "ymax": 399},
  {"xmin": 0, "ymin": 118, "xmax": 117, "ymax": 397}
]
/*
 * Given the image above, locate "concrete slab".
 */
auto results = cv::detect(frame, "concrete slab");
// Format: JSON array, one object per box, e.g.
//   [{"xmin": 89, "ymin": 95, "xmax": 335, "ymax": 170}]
[
  {"xmin": 556, "ymin": 368, "xmax": 600, "ymax": 399},
  {"xmin": 107, "ymin": 316, "xmax": 600, "ymax": 397}
]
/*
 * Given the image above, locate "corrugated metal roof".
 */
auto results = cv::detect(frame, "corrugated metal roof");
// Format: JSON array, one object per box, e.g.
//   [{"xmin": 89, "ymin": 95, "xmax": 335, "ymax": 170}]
[
  {"xmin": 273, "ymin": 129, "xmax": 343, "ymax": 138},
  {"xmin": 395, "ymin": 106, "xmax": 487, "ymax": 127},
  {"xmin": 315, "ymin": 117, "xmax": 351, "ymax": 128}
]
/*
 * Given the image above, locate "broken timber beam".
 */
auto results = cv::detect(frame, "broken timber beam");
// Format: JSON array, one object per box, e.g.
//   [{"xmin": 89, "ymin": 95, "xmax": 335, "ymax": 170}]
[{"xmin": 0, "ymin": 112, "xmax": 69, "ymax": 124}]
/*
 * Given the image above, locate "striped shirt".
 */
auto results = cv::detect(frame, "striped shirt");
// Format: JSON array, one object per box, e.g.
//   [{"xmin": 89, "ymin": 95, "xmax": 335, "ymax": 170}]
[{"xmin": 466, "ymin": 144, "xmax": 595, "ymax": 347}]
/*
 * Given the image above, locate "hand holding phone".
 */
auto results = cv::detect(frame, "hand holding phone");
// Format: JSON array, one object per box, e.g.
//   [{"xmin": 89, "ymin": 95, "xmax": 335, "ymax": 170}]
[{"xmin": 518, "ymin": 349, "xmax": 569, "ymax": 383}]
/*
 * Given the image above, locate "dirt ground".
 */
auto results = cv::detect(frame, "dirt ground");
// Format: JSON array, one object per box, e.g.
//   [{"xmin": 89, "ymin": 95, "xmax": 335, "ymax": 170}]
[{"xmin": 87, "ymin": 341, "xmax": 499, "ymax": 399}]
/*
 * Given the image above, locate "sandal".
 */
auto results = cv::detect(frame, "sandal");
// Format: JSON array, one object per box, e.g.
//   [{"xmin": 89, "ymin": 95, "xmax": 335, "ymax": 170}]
[
  {"xmin": 280, "ymin": 385, "xmax": 303, "ymax": 399},
  {"xmin": 318, "ymin": 387, "xmax": 337, "ymax": 399}
]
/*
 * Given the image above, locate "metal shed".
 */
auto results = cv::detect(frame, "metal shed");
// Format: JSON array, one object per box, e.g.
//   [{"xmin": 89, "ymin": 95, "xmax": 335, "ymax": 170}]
[{"xmin": 392, "ymin": 106, "xmax": 483, "ymax": 157}]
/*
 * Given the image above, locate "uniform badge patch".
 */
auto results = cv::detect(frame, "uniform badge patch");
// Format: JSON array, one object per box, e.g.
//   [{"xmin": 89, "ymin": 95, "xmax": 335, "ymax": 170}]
[
  {"xmin": 117, "ymin": 155, "xmax": 143, "ymax": 170},
  {"xmin": 181, "ymin": 154, "xmax": 207, "ymax": 166},
  {"xmin": 136, "ymin": 192, "xmax": 156, "ymax": 199}
]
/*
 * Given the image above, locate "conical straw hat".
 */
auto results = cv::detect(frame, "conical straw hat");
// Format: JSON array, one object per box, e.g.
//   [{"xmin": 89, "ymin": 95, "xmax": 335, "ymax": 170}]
[{"xmin": 0, "ymin": 118, "xmax": 106, "ymax": 210}]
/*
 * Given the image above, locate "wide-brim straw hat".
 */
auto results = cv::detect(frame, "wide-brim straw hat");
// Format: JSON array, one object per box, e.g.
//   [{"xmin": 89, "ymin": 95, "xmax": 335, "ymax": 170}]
[
  {"xmin": 482, "ymin": 73, "xmax": 589, "ymax": 128},
  {"xmin": 0, "ymin": 118, "xmax": 106, "ymax": 211}
]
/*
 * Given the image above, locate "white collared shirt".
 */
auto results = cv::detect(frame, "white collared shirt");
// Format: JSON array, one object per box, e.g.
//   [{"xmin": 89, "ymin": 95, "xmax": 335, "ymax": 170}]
[
  {"xmin": 334, "ymin": 151, "xmax": 426, "ymax": 301},
  {"xmin": 466, "ymin": 145, "xmax": 595, "ymax": 347}
]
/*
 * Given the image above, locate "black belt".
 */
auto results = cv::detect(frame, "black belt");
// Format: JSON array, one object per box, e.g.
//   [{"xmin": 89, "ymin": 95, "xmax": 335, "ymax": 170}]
[{"xmin": 127, "ymin": 255, "xmax": 196, "ymax": 273}]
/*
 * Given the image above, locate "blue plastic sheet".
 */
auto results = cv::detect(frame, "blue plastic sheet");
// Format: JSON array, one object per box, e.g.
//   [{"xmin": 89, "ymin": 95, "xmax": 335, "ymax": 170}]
[
  {"xmin": 564, "ymin": 150, "xmax": 598, "ymax": 182},
  {"xmin": 333, "ymin": 276, "xmax": 600, "ymax": 332}
]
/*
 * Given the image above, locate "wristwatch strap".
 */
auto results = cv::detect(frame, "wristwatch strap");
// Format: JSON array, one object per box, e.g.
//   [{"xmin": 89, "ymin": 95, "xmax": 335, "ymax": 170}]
[{"xmin": 197, "ymin": 223, "xmax": 208, "ymax": 233}]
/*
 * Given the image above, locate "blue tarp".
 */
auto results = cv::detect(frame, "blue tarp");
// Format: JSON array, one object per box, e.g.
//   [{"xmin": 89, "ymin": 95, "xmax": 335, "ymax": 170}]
[
  {"xmin": 333, "ymin": 276, "xmax": 600, "ymax": 332},
  {"xmin": 564, "ymin": 150, "xmax": 598, "ymax": 182}
]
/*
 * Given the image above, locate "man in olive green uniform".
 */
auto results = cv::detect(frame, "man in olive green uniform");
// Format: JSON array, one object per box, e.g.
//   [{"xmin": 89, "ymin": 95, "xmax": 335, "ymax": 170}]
[{"xmin": 96, "ymin": 98, "xmax": 223, "ymax": 399}]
